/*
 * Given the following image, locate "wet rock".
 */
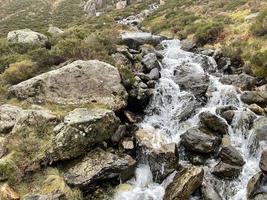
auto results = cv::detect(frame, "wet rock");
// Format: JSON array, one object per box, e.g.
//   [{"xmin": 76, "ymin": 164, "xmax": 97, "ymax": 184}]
[
  {"xmin": 164, "ymin": 166, "xmax": 204, "ymax": 200},
  {"xmin": 176, "ymin": 94, "xmax": 198, "ymax": 122},
  {"xmin": 111, "ymin": 125, "xmax": 127, "ymax": 143},
  {"xmin": 234, "ymin": 110, "xmax": 257, "ymax": 131},
  {"xmin": 221, "ymin": 110, "xmax": 236, "ymax": 125},
  {"xmin": 220, "ymin": 146, "xmax": 245, "ymax": 166},
  {"xmin": 260, "ymin": 150, "xmax": 267, "ymax": 175},
  {"xmin": 241, "ymin": 91, "xmax": 267, "ymax": 107},
  {"xmin": 142, "ymin": 53, "xmax": 160, "ymax": 72},
  {"xmin": 222, "ymin": 135, "xmax": 231, "ymax": 147},
  {"xmin": 181, "ymin": 127, "xmax": 221, "ymax": 154},
  {"xmin": 0, "ymin": 104, "xmax": 22, "ymax": 134},
  {"xmin": 215, "ymin": 105, "xmax": 238, "ymax": 115},
  {"xmin": 220, "ymin": 74, "xmax": 256, "ymax": 90},
  {"xmin": 8, "ymin": 60, "xmax": 128, "ymax": 111},
  {"xmin": 136, "ymin": 129, "xmax": 178, "ymax": 182},
  {"xmin": 180, "ymin": 40, "xmax": 196, "ymax": 52},
  {"xmin": 199, "ymin": 111, "xmax": 229, "ymax": 135},
  {"xmin": 0, "ymin": 183, "xmax": 19, "ymax": 200},
  {"xmin": 173, "ymin": 64, "xmax": 209, "ymax": 100},
  {"xmin": 247, "ymin": 172, "xmax": 267, "ymax": 200},
  {"xmin": 121, "ymin": 32, "xmax": 164, "ymax": 49},
  {"xmin": 124, "ymin": 110, "xmax": 139, "ymax": 123},
  {"xmin": 7, "ymin": 29, "xmax": 48, "ymax": 46},
  {"xmin": 23, "ymin": 193, "xmax": 65, "ymax": 200},
  {"xmin": 51, "ymin": 108, "xmax": 120, "ymax": 161},
  {"xmin": 64, "ymin": 148, "xmax": 136, "ymax": 189},
  {"xmin": 202, "ymin": 179, "xmax": 223, "ymax": 200},
  {"xmin": 248, "ymin": 104, "xmax": 265, "ymax": 115},
  {"xmin": 212, "ymin": 161, "xmax": 242, "ymax": 179},
  {"xmin": 148, "ymin": 68, "xmax": 160, "ymax": 80},
  {"xmin": 254, "ymin": 117, "xmax": 267, "ymax": 142}
]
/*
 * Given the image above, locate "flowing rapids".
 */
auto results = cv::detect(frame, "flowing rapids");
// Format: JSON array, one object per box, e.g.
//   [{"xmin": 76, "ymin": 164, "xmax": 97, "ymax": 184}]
[{"xmin": 114, "ymin": 40, "xmax": 265, "ymax": 200}]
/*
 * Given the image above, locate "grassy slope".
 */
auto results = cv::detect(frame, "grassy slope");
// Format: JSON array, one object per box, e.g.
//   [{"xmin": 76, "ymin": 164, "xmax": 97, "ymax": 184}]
[{"xmin": 142, "ymin": 0, "xmax": 267, "ymax": 77}]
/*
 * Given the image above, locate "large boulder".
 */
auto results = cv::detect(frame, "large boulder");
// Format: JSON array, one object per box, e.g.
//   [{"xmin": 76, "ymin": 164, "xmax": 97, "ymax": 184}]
[
  {"xmin": 220, "ymin": 74, "xmax": 256, "ymax": 90},
  {"xmin": 64, "ymin": 148, "xmax": 136, "ymax": 189},
  {"xmin": 199, "ymin": 111, "xmax": 229, "ymax": 135},
  {"xmin": 219, "ymin": 146, "xmax": 245, "ymax": 166},
  {"xmin": 51, "ymin": 108, "xmax": 120, "ymax": 161},
  {"xmin": 141, "ymin": 53, "xmax": 160, "ymax": 72},
  {"xmin": 247, "ymin": 172, "xmax": 267, "ymax": 200},
  {"xmin": 0, "ymin": 104, "xmax": 22, "ymax": 134},
  {"xmin": 136, "ymin": 129, "xmax": 178, "ymax": 182},
  {"xmin": 121, "ymin": 32, "xmax": 164, "ymax": 49},
  {"xmin": 180, "ymin": 127, "xmax": 221, "ymax": 154},
  {"xmin": 7, "ymin": 29, "xmax": 48, "ymax": 46},
  {"xmin": 8, "ymin": 60, "xmax": 128, "ymax": 111},
  {"xmin": 212, "ymin": 161, "xmax": 243, "ymax": 179},
  {"xmin": 163, "ymin": 166, "xmax": 204, "ymax": 200},
  {"xmin": 241, "ymin": 91, "xmax": 267, "ymax": 107}
]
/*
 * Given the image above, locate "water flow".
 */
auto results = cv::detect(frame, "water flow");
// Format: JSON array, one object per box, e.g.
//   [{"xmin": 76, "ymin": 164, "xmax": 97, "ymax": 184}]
[{"xmin": 114, "ymin": 39, "xmax": 264, "ymax": 200}]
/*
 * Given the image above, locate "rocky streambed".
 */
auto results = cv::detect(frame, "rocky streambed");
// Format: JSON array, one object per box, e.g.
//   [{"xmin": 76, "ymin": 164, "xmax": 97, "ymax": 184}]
[{"xmin": 0, "ymin": 27, "xmax": 267, "ymax": 200}]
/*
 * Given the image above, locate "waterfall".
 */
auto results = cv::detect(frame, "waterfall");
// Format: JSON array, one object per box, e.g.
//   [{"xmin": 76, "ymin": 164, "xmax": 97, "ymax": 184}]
[{"xmin": 114, "ymin": 39, "xmax": 263, "ymax": 200}]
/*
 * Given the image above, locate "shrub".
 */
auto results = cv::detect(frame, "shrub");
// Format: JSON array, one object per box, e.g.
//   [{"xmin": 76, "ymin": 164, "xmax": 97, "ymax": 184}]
[
  {"xmin": 194, "ymin": 22, "xmax": 224, "ymax": 46},
  {"xmin": 251, "ymin": 9, "xmax": 267, "ymax": 37},
  {"xmin": 250, "ymin": 50, "xmax": 267, "ymax": 77},
  {"xmin": 2, "ymin": 60, "xmax": 38, "ymax": 84},
  {"xmin": 0, "ymin": 54, "xmax": 30, "ymax": 73},
  {"xmin": 223, "ymin": 0, "xmax": 248, "ymax": 11}
]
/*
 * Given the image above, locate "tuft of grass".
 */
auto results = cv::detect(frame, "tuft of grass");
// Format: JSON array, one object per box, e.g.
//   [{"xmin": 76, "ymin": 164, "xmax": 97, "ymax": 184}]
[{"xmin": 250, "ymin": 9, "xmax": 267, "ymax": 37}]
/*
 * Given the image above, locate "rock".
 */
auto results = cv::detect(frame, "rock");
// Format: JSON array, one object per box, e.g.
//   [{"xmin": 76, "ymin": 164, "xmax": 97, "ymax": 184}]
[
  {"xmin": 220, "ymin": 74, "xmax": 256, "ymax": 90},
  {"xmin": 148, "ymin": 68, "xmax": 160, "ymax": 80},
  {"xmin": 83, "ymin": 0, "xmax": 107, "ymax": 15},
  {"xmin": 0, "ymin": 137, "xmax": 8, "ymax": 159},
  {"xmin": 248, "ymin": 104, "xmax": 265, "ymax": 115},
  {"xmin": 163, "ymin": 166, "xmax": 204, "ymax": 200},
  {"xmin": 222, "ymin": 135, "xmax": 231, "ymax": 147},
  {"xmin": 173, "ymin": 63, "xmax": 210, "ymax": 100},
  {"xmin": 260, "ymin": 150, "xmax": 267, "ymax": 175},
  {"xmin": 122, "ymin": 138, "xmax": 134, "ymax": 150},
  {"xmin": 202, "ymin": 179, "xmax": 223, "ymax": 200},
  {"xmin": 142, "ymin": 53, "xmax": 160, "ymax": 72},
  {"xmin": 124, "ymin": 110, "xmax": 139, "ymax": 123},
  {"xmin": 234, "ymin": 110, "xmax": 257, "ymax": 131},
  {"xmin": 64, "ymin": 148, "xmax": 136, "ymax": 188},
  {"xmin": 116, "ymin": 1, "xmax": 127, "ymax": 9},
  {"xmin": 0, "ymin": 183, "xmax": 19, "ymax": 200},
  {"xmin": 48, "ymin": 26, "xmax": 64, "ymax": 37},
  {"xmin": 7, "ymin": 29, "xmax": 48, "ymax": 46},
  {"xmin": 8, "ymin": 60, "xmax": 128, "ymax": 111},
  {"xmin": 111, "ymin": 125, "xmax": 127, "ymax": 143},
  {"xmin": 247, "ymin": 172, "xmax": 267, "ymax": 200},
  {"xmin": 23, "ymin": 193, "xmax": 65, "ymax": 200},
  {"xmin": 253, "ymin": 117, "xmax": 267, "ymax": 142},
  {"xmin": 51, "ymin": 108, "xmax": 120, "ymax": 161},
  {"xmin": 241, "ymin": 91, "xmax": 267, "ymax": 107},
  {"xmin": 136, "ymin": 129, "xmax": 178, "ymax": 182},
  {"xmin": 12, "ymin": 109, "xmax": 58, "ymax": 133},
  {"xmin": 245, "ymin": 13, "xmax": 259, "ymax": 22},
  {"xmin": 215, "ymin": 105, "xmax": 238, "ymax": 115},
  {"xmin": 121, "ymin": 32, "xmax": 164, "ymax": 49},
  {"xmin": 220, "ymin": 146, "xmax": 245, "ymax": 166},
  {"xmin": 0, "ymin": 104, "xmax": 22, "ymax": 134},
  {"xmin": 221, "ymin": 110, "xmax": 236, "ymax": 125},
  {"xmin": 180, "ymin": 40, "xmax": 196, "ymax": 52},
  {"xmin": 199, "ymin": 111, "xmax": 229, "ymax": 135},
  {"xmin": 212, "ymin": 161, "xmax": 242, "ymax": 179},
  {"xmin": 180, "ymin": 127, "xmax": 221, "ymax": 154}
]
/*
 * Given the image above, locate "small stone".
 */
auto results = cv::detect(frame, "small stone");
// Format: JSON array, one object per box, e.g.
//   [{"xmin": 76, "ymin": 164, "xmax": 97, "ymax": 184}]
[{"xmin": 248, "ymin": 104, "xmax": 265, "ymax": 115}]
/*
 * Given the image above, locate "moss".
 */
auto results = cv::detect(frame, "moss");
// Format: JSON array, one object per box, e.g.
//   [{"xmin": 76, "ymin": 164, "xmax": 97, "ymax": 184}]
[
  {"xmin": 118, "ymin": 66, "xmax": 136, "ymax": 88},
  {"xmin": 251, "ymin": 9, "xmax": 267, "ymax": 37}
]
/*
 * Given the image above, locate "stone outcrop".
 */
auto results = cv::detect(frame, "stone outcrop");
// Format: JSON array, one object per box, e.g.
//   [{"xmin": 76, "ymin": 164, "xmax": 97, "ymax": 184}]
[
  {"xmin": 51, "ymin": 108, "xmax": 120, "ymax": 161},
  {"xmin": 64, "ymin": 148, "xmax": 136, "ymax": 189},
  {"xmin": 7, "ymin": 29, "xmax": 48, "ymax": 46},
  {"xmin": 8, "ymin": 60, "xmax": 128, "ymax": 111}
]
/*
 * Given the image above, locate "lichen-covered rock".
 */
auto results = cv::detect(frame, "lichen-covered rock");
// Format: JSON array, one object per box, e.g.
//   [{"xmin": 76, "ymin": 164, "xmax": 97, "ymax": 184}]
[
  {"xmin": 7, "ymin": 29, "xmax": 48, "ymax": 46},
  {"xmin": 8, "ymin": 60, "xmax": 128, "ymax": 111},
  {"xmin": 141, "ymin": 53, "xmax": 160, "ymax": 72},
  {"xmin": 220, "ymin": 74, "xmax": 256, "ymax": 90},
  {"xmin": 0, "ymin": 104, "xmax": 22, "ymax": 134},
  {"xmin": 51, "ymin": 108, "xmax": 120, "ymax": 161},
  {"xmin": 181, "ymin": 127, "xmax": 221, "ymax": 154},
  {"xmin": 48, "ymin": 26, "xmax": 64, "ymax": 36},
  {"xmin": 163, "ymin": 166, "xmax": 204, "ymax": 200},
  {"xmin": 64, "ymin": 148, "xmax": 136, "ymax": 189},
  {"xmin": 199, "ymin": 111, "xmax": 229, "ymax": 136}
]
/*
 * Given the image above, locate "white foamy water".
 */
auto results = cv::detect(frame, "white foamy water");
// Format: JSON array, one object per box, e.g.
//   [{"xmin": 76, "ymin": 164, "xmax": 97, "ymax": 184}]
[{"xmin": 114, "ymin": 40, "xmax": 264, "ymax": 200}]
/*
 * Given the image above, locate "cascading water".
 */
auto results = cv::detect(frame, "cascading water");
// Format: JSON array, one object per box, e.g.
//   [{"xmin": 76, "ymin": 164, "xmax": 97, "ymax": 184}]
[{"xmin": 114, "ymin": 39, "xmax": 264, "ymax": 200}]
